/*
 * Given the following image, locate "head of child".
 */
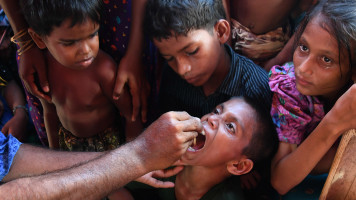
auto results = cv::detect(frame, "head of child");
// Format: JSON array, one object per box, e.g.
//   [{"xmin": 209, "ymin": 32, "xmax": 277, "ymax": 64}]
[
  {"xmin": 293, "ymin": 0, "xmax": 356, "ymax": 102},
  {"xmin": 144, "ymin": 0, "xmax": 230, "ymax": 87},
  {"xmin": 180, "ymin": 97, "xmax": 278, "ymax": 176},
  {"xmin": 20, "ymin": 0, "xmax": 102, "ymax": 70}
]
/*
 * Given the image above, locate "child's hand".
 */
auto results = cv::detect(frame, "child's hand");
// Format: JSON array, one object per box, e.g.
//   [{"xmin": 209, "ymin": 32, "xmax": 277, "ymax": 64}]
[
  {"xmin": 113, "ymin": 55, "xmax": 150, "ymax": 123},
  {"xmin": 1, "ymin": 108, "xmax": 28, "ymax": 142},
  {"xmin": 327, "ymin": 84, "xmax": 356, "ymax": 135},
  {"xmin": 135, "ymin": 166, "xmax": 184, "ymax": 188},
  {"xmin": 19, "ymin": 46, "xmax": 51, "ymax": 102}
]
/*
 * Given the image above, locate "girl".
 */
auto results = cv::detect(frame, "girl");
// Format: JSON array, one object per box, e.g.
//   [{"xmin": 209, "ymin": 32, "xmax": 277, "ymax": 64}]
[{"xmin": 269, "ymin": 0, "xmax": 356, "ymax": 195}]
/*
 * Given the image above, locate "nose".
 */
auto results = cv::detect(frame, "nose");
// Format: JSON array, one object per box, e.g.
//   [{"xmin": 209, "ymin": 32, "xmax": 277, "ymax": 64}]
[
  {"xmin": 207, "ymin": 114, "xmax": 218, "ymax": 130},
  {"xmin": 176, "ymin": 57, "xmax": 191, "ymax": 76},
  {"xmin": 78, "ymin": 41, "xmax": 91, "ymax": 55},
  {"xmin": 297, "ymin": 57, "xmax": 313, "ymax": 76}
]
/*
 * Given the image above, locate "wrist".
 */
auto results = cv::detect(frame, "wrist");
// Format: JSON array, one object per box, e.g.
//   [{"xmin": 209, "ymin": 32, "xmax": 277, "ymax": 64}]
[{"xmin": 13, "ymin": 105, "xmax": 28, "ymax": 115}]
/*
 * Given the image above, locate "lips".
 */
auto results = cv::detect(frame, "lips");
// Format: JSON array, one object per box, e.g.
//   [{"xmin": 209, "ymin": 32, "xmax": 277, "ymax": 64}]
[
  {"xmin": 188, "ymin": 130, "xmax": 206, "ymax": 152},
  {"xmin": 296, "ymin": 75, "xmax": 312, "ymax": 86}
]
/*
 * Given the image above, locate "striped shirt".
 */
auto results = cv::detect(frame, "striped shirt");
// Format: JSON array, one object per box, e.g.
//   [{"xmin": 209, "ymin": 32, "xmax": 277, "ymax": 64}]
[{"xmin": 158, "ymin": 44, "xmax": 271, "ymax": 118}]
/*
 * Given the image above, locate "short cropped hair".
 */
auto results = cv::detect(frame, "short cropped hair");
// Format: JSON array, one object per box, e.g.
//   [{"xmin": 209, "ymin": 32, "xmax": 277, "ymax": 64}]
[
  {"xmin": 20, "ymin": 0, "xmax": 103, "ymax": 36},
  {"xmin": 144, "ymin": 0, "xmax": 226, "ymax": 41},
  {"xmin": 239, "ymin": 97, "xmax": 279, "ymax": 168}
]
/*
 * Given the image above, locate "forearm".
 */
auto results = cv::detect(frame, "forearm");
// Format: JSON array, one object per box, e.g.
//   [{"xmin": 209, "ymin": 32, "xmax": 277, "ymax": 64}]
[
  {"xmin": 271, "ymin": 119, "xmax": 340, "ymax": 194},
  {"xmin": 2, "ymin": 144, "xmax": 101, "ymax": 182},
  {"xmin": 125, "ymin": 0, "xmax": 147, "ymax": 57},
  {"xmin": 0, "ymin": 0, "xmax": 28, "ymax": 33},
  {"xmin": 0, "ymin": 140, "xmax": 151, "ymax": 199},
  {"xmin": 4, "ymin": 80, "xmax": 26, "ymax": 109}
]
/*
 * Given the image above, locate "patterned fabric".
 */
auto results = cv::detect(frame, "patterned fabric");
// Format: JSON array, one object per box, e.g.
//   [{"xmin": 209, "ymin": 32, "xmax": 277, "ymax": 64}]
[
  {"xmin": 269, "ymin": 62, "xmax": 325, "ymax": 144},
  {"xmin": 231, "ymin": 18, "xmax": 290, "ymax": 66},
  {"xmin": 0, "ymin": 132, "xmax": 22, "ymax": 181},
  {"xmin": 158, "ymin": 44, "xmax": 272, "ymax": 119},
  {"xmin": 58, "ymin": 125, "xmax": 122, "ymax": 152}
]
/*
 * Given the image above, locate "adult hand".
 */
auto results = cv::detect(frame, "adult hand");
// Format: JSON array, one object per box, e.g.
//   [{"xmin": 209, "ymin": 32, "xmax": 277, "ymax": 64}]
[
  {"xmin": 138, "ymin": 111, "xmax": 202, "ymax": 171},
  {"xmin": 18, "ymin": 46, "xmax": 51, "ymax": 102},
  {"xmin": 113, "ymin": 55, "xmax": 150, "ymax": 122},
  {"xmin": 136, "ymin": 166, "xmax": 184, "ymax": 188}
]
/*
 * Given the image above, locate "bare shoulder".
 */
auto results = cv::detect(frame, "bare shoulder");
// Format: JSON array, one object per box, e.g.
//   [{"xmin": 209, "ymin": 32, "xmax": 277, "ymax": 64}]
[{"xmin": 94, "ymin": 50, "xmax": 117, "ymax": 79}]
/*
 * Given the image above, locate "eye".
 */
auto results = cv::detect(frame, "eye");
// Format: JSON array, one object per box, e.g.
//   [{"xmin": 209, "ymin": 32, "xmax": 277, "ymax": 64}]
[
  {"xmin": 186, "ymin": 48, "xmax": 199, "ymax": 56},
  {"xmin": 164, "ymin": 56, "xmax": 174, "ymax": 62},
  {"xmin": 212, "ymin": 107, "xmax": 220, "ymax": 115},
  {"xmin": 322, "ymin": 56, "xmax": 332, "ymax": 64},
  {"xmin": 90, "ymin": 31, "xmax": 99, "ymax": 38},
  {"xmin": 62, "ymin": 41, "xmax": 75, "ymax": 46},
  {"xmin": 299, "ymin": 44, "xmax": 309, "ymax": 52},
  {"xmin": 226, "ymin": 122, "xmax": 236, "ymax": 134}
]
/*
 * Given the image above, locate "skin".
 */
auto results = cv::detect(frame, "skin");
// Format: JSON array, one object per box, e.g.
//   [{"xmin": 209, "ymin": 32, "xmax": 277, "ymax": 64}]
[
  {"xmin": 271, "ymin": 14, "xmax": 356, "ymax": 194},
  {"xmin": 0, "ymin": 111, "xmax": 202, "ymax": 199},
  {"xmin": 28, "ymin": 19, "xmax": 141, "ymax": 148},
  {"xmin": 1, "ymin": 80, "xmax": 28, "ymax": 142},
  {"xmin": 153, "ymin": 20, "xmax": 231, "ymax": 97},
  {"xmin": 175, "ymin": 98, "xmax": 255, "ymax": 200},
  {"xmin": 222, "ymin": 0, "xmax": 317, "ymax": 71},
  {"xmin": 0, "ymin": 0, "xmax": 149, "ymax": 122},
  {"xmin": 223, "ymin": 0, "xmax": 298, "ymax": 35}
]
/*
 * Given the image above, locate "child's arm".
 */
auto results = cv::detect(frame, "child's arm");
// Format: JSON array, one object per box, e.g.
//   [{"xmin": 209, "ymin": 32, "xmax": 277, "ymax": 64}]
[
  {"xmin": 100, "ymin": 52, "xmax": 143, "ymax": 141},
  {"xmin": 263, "ymin": 34, "xmax": 295, "ymax": 71},
  {"xmin": 271, "ymin": 84, "xmax": 356, "ymax": 194},
  {"xmin": 39, "ymin": 99, "xmax": 60, "ymax": 149},
  {"xmin": 113, "ymin": 0, "xmax": 150, "ymax": 123},
  {"xmin": 0, "ymin": 0, "xmax": 50, "ymax": 101},
  {"xmin": 2, "ymin": 80, "xmax": 28, "ymax": 141}
]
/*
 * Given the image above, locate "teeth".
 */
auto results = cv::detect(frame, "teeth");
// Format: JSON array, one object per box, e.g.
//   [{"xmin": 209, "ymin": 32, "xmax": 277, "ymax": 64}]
[
  {"xmin": 188, "ymin": 146, "xmax": 196, "ymax": 152},
  {"xmin": 201, "ymin": 130, "xmax": 205, "ymax": 135},
  {"xmin": 193, "ymin": 137, "xmax": 196, "ymax": 146}
]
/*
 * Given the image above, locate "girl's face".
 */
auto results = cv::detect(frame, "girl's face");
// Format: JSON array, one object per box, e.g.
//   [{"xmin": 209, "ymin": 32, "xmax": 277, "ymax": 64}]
[{"xmin": 293, "ymin": 14, "xmax": 352, "ymax": 101}]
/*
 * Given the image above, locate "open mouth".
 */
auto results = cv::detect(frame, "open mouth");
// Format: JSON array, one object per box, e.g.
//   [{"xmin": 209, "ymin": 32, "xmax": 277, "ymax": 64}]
[{"xmin": 188, "ymin": 130, "xmax": 206, "ymax": 152}]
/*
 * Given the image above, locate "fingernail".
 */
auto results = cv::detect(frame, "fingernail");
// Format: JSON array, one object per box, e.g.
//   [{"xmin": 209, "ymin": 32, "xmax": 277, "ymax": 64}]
[
  {"xmin": 113, "ymin": 95, "xmax": 119, "ymax": 100},
  {"xmin": 43, "ymin": 86, "xmax": 50, "ymax": 92}
]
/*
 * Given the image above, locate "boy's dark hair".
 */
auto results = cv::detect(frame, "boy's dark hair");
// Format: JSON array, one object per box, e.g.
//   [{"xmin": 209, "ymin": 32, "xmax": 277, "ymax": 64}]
[
  {"xmin": 239, "ymin": 96, "xmax": 279, "ymax": 168},
  {"xmin": 143, "ymin": 0, "xmax": 226, "ymax": 41},
  {"xmin": 20, "ymin": 0, "xmax": 103, "ymax": 36},
  {"xmin": 294, "ymin": 0, "xmax": 356, "ymax": 71}
]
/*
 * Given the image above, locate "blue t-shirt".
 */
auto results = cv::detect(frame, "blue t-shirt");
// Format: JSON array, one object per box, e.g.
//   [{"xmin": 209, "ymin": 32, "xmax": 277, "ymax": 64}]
[{"xmin": 0, "ymin": 132, "xmax": 22, "ymax": 181}]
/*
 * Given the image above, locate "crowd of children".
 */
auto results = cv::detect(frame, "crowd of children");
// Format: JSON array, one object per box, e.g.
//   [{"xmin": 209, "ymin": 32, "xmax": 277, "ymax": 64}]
[{"xmin": 0, "ymin": 0, "xmax": 356, "ymax": 199}]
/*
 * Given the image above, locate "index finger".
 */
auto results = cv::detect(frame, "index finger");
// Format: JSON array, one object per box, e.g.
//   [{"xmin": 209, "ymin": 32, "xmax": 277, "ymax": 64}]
[{"xmin": 181, "ymin": 117, "xmax": 203, "ymax": 132}]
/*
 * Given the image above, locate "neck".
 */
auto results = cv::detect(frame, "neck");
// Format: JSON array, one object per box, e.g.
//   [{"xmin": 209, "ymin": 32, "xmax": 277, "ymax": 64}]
[
  {"xmin": 202, "ymin": 44, "xmax": 231, "ymax": 96},
  {"xmin": 175, "ymin": 165, "xmax": 230, "ymax": 200}
]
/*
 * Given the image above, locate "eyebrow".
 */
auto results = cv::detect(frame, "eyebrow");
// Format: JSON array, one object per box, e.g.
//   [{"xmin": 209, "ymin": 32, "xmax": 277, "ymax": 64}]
[
  {"xmin": 300, "ymin": 35, "xmax": 338, "ymax": 58},
  {"xmin": 59, "ymin": 28, "xmax": 99, "ymax": 43},
  {"xmin": 160, "ymin": 42, "xmax": 195, "ymax": 57}
]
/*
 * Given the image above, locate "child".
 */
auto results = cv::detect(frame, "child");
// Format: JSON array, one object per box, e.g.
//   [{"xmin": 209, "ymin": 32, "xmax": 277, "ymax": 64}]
[
  {"xmin": 127, "ymin": 97, "xmax": 279, "ymax": 200},
  {"xmin": 144, "ymin": 0, "xmax": 272, "ymax": 120},
  {"xmin": 223, "ymin": 0, "xmax": 317, "ymax": 70},
  {"xmin": 269, "ymin": 0, "xmax": 356, "ymax": 195},
  {"xmin": 20, "ymin": 0, "xmax": 141, "ymax": 150}
]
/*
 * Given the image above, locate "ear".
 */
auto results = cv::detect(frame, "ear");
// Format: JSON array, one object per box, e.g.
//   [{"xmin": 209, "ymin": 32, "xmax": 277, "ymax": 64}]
[
  {"xmin": 28, "ymin": 28, "xmax": 47, "ymax": 49},
  {"xmin": 214, "ymin": 19, "xmax": 230, "ymax": 44},
  {"xmin": 227, "ymin": 158, "xmax": 253, "ymax": 176}
]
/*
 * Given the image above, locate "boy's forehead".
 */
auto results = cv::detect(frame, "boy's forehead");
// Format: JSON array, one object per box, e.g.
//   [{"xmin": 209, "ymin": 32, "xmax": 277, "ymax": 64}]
[{"xmin": 153, "ymin": 29, "xmax": 213, "ymax": 53}]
